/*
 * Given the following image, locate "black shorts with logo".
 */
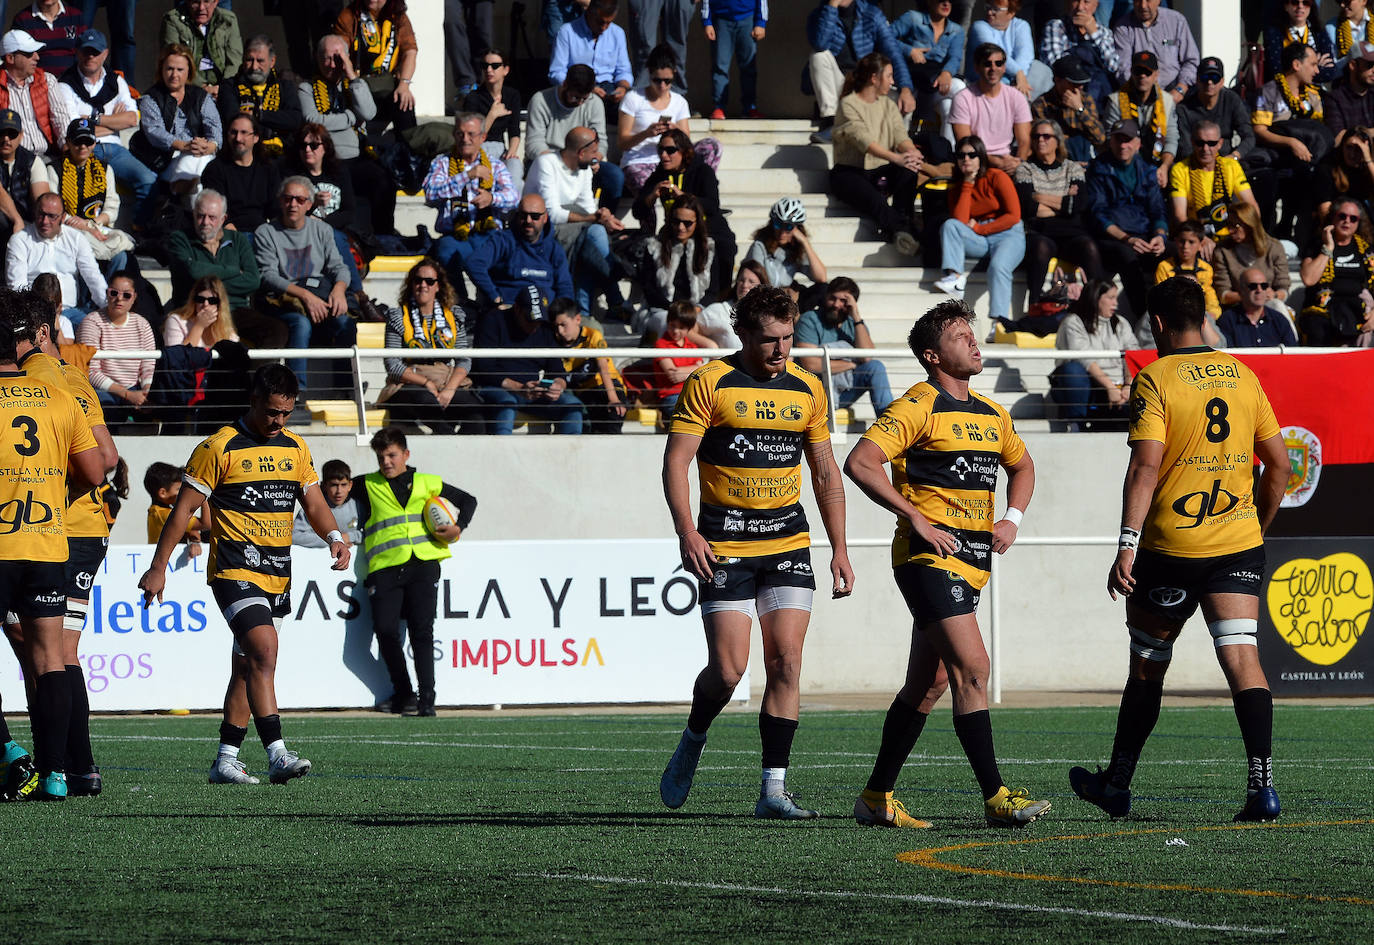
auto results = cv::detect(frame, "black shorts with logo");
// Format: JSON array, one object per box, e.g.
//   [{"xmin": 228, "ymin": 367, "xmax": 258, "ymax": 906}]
[
  {"xmin": 894, "ymin": 561, "xmax": 980, "ymax": 624},
  {"xmin": 64, "ymin": 537, "xmax": 110, "ymax": 600},
  {"xmin": 1127, "ymin": 545, "xmax": 1266, "ymax": 623},
  {"xmin": 0, "ymin": 560, "xmax": 65, "ymax": 619},
  {"xmin": 700, "ymin": 548, "xmax": 816, "ymax": 603},
  {"xmin": 210, "ymin": 578, "xmax": 291, "ymax": 637}
]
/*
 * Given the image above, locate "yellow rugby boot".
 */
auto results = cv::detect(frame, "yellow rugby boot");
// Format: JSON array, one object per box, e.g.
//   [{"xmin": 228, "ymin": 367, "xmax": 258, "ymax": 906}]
[{"xmin": 854, "ymin": 789, "xmax": 932, "ymax": 828}]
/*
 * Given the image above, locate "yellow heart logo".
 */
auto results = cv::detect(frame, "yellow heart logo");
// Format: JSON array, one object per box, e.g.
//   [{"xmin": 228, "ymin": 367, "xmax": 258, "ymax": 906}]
[{"xmin": 1267, "ymin": 553, "xmax": 1372, "ymax": 666}]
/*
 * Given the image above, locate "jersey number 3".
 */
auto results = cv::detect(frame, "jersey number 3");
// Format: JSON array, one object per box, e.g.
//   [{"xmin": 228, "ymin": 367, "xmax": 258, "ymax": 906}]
[{"xmin": 11, "ymin": 416, "xmax": 38, "ymax": 457}]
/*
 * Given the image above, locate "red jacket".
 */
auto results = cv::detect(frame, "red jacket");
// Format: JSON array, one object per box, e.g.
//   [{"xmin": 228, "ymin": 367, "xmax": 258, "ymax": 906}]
[
  {"xmin": 0, "ymin": 68, "xmax": 56, "ymax": 149},
  {"xmin": 948, "ymin": 167, "xmax": 1021, "ymax": 236}
]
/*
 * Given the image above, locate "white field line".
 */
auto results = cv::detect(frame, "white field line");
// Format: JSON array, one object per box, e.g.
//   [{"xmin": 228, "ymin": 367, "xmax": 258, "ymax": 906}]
[{"xmin": 518, "ymin": 872, "xmax": 1286, "ymax": 936}]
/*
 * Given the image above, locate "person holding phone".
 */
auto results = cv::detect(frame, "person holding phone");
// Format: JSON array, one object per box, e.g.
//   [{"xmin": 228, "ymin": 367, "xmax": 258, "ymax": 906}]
[{"xmin": 618, "ymin": 43, "xmax": 720, "ymax": 191}]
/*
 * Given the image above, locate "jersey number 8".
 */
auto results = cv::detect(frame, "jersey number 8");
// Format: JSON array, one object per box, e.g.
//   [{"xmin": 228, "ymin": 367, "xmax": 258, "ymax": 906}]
[{"xmin": 1204, "ymin": 398, "xmax": 1230, "ymax": 443}]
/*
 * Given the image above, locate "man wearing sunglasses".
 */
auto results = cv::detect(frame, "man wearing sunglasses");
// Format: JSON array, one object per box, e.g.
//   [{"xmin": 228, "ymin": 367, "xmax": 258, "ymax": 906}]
[
  {"xmin": 465, "ymin": 193, "xmax": 575, "ymax": 310},
  {"xmin": 1324, "ymin": 40, "xmax": 1374, "ymax": 144},
  {"xmin": 0, "ymin": 29, "xmax": 61, "ymax": 159},
  {"xmin": 1111, "ymin": 0, "xmax": 1199, "ymax": 104},
  {"xmin": 951, "ymin": 43, "xmax": 1031, "ymax": 173},
  {"xmin": 1103, "ymin": 50, "xmax": 1177, "ymax": 188},
  {"xmin": 1216, "ymin": 268, "xmax": 1298, "ymax": 347},
  {"xmin": 1175, "ymin": 56, "xmax": 1255, "ymax": 162},
  {"xmin": 1168, "ymin": 119, "xmax": 1258, "ymax": 257}
]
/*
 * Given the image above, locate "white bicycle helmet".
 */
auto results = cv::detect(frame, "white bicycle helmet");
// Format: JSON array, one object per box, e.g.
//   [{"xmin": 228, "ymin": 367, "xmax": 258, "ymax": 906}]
[{"xmin": 770, "ymin": 196, "xmax": 806, "ymax": 226}]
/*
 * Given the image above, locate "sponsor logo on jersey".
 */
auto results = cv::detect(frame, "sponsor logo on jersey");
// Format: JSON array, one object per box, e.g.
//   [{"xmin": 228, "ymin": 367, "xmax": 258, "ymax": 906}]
[
  {"xmin": 240, "ymin": 459, "xmax": 253, "ymax": 472},
  {"xmin": 951, "ymin": 457, "xmax": 971, "ymax": 480},
  {"xmin": 729, "ymin": 434, "xmax": 753, "ymax": 461},
  {"xmin": 734, "ymin": 400, "xmax": 748, "ymax": 417},
  {"xmin": 75, "ymin": 571, "xmax": 93, "ymax": 591},
  {"xmin": 244, "ymin": 546, "xmax": 261, "ymax": 568},
  {"xmin": 242, "ymin": 486, "xmax": 262, "ymax": 507},
  {"xmin": 793, "ymin": 559, "xmax": 812, "ymax": 575},
  {"xmin": 777, "ymin": 560, "xmax": 792, "ymax": 571},
  {"xmin": 712, "ymin": 570, "xmax": 727, "ymax": 587},
  {"xmin": 1176, "ymin": 360, "xmax": 1241, "ymax": 386},
  {"xmin": 951, "ymin": 584, "xmax": 964, "ymax": 602},
  {"xmin": 722, "ymin": 511, "xmax": 745, "ymax": 533},
  {"xmin": 1279, "ymin": 426, "xmax": 1321, "ymax": 509},
  {"xmin": 780, "ymin": 403, "xmax": 803, "ymax": 421}
]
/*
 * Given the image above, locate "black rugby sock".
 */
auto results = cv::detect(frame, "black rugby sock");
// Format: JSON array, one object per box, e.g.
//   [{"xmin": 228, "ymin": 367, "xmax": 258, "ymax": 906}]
[
  {"xmin": 254, "ymin": 713, "xmax": 283, "ymax": 751},
  {"xmin": 865, "ymin": 695, "xmax": 929, "ymax": 793},
  {"xmin": 218, "ymin": 721, "xmax": 248, "ymax": 750},
  {"xmin": 685, "ymin": 679, "xmax": 732, "ymax": 736},
  {"xmin": 65, "ymin": 665, "xmax": 93, "ymax": 772},
  {"xmin": 1104, "ymin": 676, "xmax": 1164, "ymax": 791},
  {"xmin": 953, "ymin": 710, "xmax": 1003, "ymax": 800},
  {"xmin": 1232, "ymin": 687, "xmax": 1274, "ymax": 794},
  {"xmin": 34, "ymin": 671, "xmax": 71, "ymax": 775},
  {"xmin": 759, "ymin": 712, "xmax": 798, "ymax": 769}
]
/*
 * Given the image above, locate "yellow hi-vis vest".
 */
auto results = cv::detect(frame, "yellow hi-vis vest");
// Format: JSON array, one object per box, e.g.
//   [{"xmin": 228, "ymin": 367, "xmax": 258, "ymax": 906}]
[{"xmin": 363, "ymin": 472, "xmax": 452, "ymax": 574}]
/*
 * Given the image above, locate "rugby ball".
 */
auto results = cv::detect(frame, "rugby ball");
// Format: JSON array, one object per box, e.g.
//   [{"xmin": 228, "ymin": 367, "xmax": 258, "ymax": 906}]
[{"xmin": 423, "ymin": 496, "xmax": 460, "ymax": 543}]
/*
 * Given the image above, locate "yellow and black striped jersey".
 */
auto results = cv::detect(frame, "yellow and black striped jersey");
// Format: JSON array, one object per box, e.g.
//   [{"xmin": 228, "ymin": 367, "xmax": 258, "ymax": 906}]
[
  {"xmin": 862, "ymin": 380, "xmax": 1026, "ymax": 589},
  {"xmin": 183, "ymin": 421, "xmax": 320, "ymax": 595},
  {"xmin": 669, "ymin": 356, "xmax": 830, "ymax": 558},
  {"xmin": 1129, "ymin": 346, "xmax": 1280, "ymax": 557},
  {"xmin": 0, "ymin": 370, "xmax": 97, "ymax": 561}
]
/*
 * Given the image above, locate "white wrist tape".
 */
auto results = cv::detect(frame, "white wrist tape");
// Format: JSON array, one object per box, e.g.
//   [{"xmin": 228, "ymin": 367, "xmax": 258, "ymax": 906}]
[
  {"xmin": 327, "ymin": 529, "xmax": 343, "ymax": 545},
  {"xmin": 1001, "ymin": 507, "xmax": 1023, "ymax": 527}
]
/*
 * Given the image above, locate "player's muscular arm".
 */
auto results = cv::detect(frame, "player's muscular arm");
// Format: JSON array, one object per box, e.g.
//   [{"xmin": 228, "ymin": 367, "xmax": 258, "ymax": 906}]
[
  {"xmin": 1109, "ymin": 439, "xmax": 1163, "ymax": 600},
  {"xmin": 91, "ymin": 425, "xmax": 118, "ymax": 475},
  {"xmin": 844, "ymin": 439, "xmax": 959, "ymax": 557},
  {"xmin": 992, "ymin": 451, "xmax": 1034, "ymax": 554},
  {"xmin": 663, "ymin": 432, "xmax": 716, "ymax": 581},
  {"xmin": 68, "ymin": 445, "xmax": 105, "ymax": 493},
  {"xmin": 805, "ymin": 438, "xmax": 854, "ymax": 598},
  {"xmin": 301, "ymin": 483, "xmax": 351, "ymax": 571},
  {"xmin": 138, "ymin": 484, "xmax": 209, "ymax": 604},
  {"xmin": 1254, "ymin": 433, "xmax": 1290, "ymax": 535}
]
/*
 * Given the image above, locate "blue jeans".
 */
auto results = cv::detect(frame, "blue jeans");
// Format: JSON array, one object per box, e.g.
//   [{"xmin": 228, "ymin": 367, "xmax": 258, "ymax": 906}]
[
  {"xmin": 836, "ymin": 359, "xmax": 893, "ymax": 412},
  {"xmin": 571, "ymin": 223, "xmax": 624, "ymax": 312},
  {"xmin": 593, "ymin": 161, "xmax": 624, "ymax": 210},
  {"xmin": 77, "ymin": 0, "xmax": 138, "ymax": 76},
  {"xmin": 333, "ymin": 228, "xmax": 364, "ymax": 294},
  {"xmin": 64, "ymin": 306, "xmax": 91, "ymax": 330},
  {"xmin": 939, "ymin": 219, "xmax": 1026, "ymax": 320},
  {"xmin": 271, "ymin": 308, "xmax": 356, "ymax": 395},
  {"xmin": 710, "ymin": 16, "xmax": 757, "ymax": 111},
  {"xmin": 480, "ymin": 386, "xmax": 584, "ymax": 434},
  {"xmin": 542, "ymin": 0, "xmax": 582, "ymax": 45},
  {"xmin": 432, "ymin": 231, "xmax": 494, "ymax": 297},
  {"xmin": 1049, "ymin": 360, "xmax": 1129, "ymax": 426},
  {"xmin": 95, "ymin": 143, "xmax": 156, "ymax": 223}
]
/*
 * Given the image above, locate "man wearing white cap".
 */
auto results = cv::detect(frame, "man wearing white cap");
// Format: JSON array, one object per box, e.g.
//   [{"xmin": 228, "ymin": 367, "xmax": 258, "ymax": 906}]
[{"xmin": 0, "ymin": 30, "xmax": 60, "ymax": 159}]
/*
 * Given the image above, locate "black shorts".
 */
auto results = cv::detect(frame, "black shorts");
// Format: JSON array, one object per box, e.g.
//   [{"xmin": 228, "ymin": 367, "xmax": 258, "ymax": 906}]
[
  {"xmin": 700, "ymin": 548, "xmax": 816, "ymax": 603},
  {"xmin": 894, "ymin": 561, "xmax": 980, "ymax": 624},
  {"xmin": 0, "ymin": 560, "xmax": 65, "ymax": 619},
  {"xmin": 64, "ymin": 537, "xmax": 109, "ymax": 600},
  {"xmin": 210, "ymin": 579, "xmax": 291, "ymax": 637},
  {"xmin": 1127, "ymin": 546, "xmax": 1266, "ymax": 623}
]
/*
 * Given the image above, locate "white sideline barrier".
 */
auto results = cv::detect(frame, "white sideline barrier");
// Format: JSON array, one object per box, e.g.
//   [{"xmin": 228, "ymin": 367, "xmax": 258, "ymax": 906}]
[{"xmin": 1, "ymin": 540, "xmax": 731, "ymax": 712}]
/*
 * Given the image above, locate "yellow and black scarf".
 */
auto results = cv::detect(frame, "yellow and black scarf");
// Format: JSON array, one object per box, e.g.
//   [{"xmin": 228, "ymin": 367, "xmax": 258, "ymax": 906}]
[
  {"xmin": 236, "ymin": 71, "xmax": 284, "ymax": 155},
  {"xmin": 1337, "ymin": 16, "xmax": 1374, "ymax": 56},
  {"xmin": 60, "ymin": 156, "xmax": 106, "ymax": 220},
  {"xmin": 353, "ymin": 13, "xmax": 399, "ymax": 76},
  {"xmin": 1118, "ymin": 87, "xmax": 1167, "ymax": 162},
  {"xmin": 446, "ymin": 150, "xmax": 498, "ymax": 240},
  {"xmin": 1284, "ymin": 23, "xmax": 1313, "ymax": 49},
  {"xmin": 1277, "ymin": 73, "xmax": 1321, "ymax": 119},
  {"xmin": 1188, "ymin": 156, "xmax": 1233, "ymax": 236},
  {"xmin": 401, "ymin": 300, "xmax": 459, "ymax": 349}
]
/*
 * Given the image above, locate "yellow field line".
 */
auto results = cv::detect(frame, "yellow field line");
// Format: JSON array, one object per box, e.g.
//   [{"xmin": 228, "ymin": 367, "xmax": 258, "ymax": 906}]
[{"xmin": 897, "ymin": 819, "xmax": 1374, "ymax": 906}]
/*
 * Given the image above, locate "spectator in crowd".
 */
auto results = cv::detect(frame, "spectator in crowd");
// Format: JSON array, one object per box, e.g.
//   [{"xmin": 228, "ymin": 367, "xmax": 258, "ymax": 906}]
[
  {"xmin": 0, "ymin": 106, "xmax": 47, "ymax": 253},
  {"xmin": 636, "ymin": 127, "xmax": 735, "ymax": 293},
  {"xmin": 1103, "ymin": 50, "xmax": 1176, "ymax": 187},
  {"xmin": 1325, "ymin": 41, "xmax": 1374, "ymax": 144},
  {"xmin": 1298, "ymin": 197, "xmax": 1374, "ymax": 345},
  {"xmin": 463, "ymin": 46, "xmax": 522, "ymax": 190},
  {"xmin": 377, "ymin": 259, "xmax": 482, "ymax": 435},
  {"xmin": 77, "ymin": 1, "xmax": 138, "ymax": 79},
  {"xmin": 524, "ymin": 125, "xmax": 627, "ymax": 318},
  {"xmin": 543, "ymin": 0, "xmax": 589, "ymax": 46},
  {"xmin": 632, "ymin": 192, "xmax": 715, "ymax": 336},
  {"xmin": 653, "ymin": 299, "xmax": 704, "ymax": 417},
  {"xmin": 158, "ymin": 0, "xmax": 242, "ymax": 97},
  {"xmin": 1168, "ymin": 119, "xmax": 1258, "ymax": 256},
  {"xmin": 424, "ymin": 111, "xmax": 518, "ymax": 288},
  {"xmin": 54, "ymin": 117, "xmax": 133, "ymax": 276},
  {"xmin": 1154, "ymin": 220, "xmax": 1221, "ymax": 323},
  {"xmin": 1330, "ymin": 0, "xmax": 1374, "ymax": 73},
  {"xmin": 253, "ymin": 175, "xmax": 357, "ymax": 401},
  {"xmin": 1083, "ymin": 118, "xmax": 1167, "ymax": 314},
  {"xmin": 1032, "ymin": 56, "xmax": 1105, "ymax": 162},
  {"xmin": 745, "ymin": 196, "xmax": 827, "ymax": 301},
  {"xmin": 52, "ymin": 28, "xmax": 154, "ymax": 224},
  {"xmin": 201, "ymin": 114, "xmax": 281, "ymax": 232},
  {"xmin": 1263, "ymin": 0, "xmax": 1337, "ymax": 84},
  {"xmin": 151, "ymin": 273, "xmax": 250, "ymax": 421},
  {"xmin": 332, "ymin": 0, "xmax": 417, "ymax": 137},
  {"xmin": 466, "ymin": 193, "xmax": 575, "ymax": 308},
  {"xmin": 284, "ymin": 121, "xmax": 367, "ymax": 302},
  {"xmin": 696, "ymin": 257, "xmax": 766, "ymax": 345},
  {"xmin": 549, "ymin": 0, "xmax": 633, "ymax": 127},
  {"xmin": 473, "ymin": 284, "xmax": 583, "ymax": 435},
  {"xmin": 806, "ymin": 0, "xmax": 915, "ymax": 144},
  {"xmin": 77, "ymin": 271, "xmax": 154, "ymax": 413},
  {"xmin": 618, "ymin": 44, "xmax": 718, "ymax": 192},
  {"xmin": 525, "ymin": 64, "xmax": 625, "ymax": 209},
  {"xmin": 1315, "ymin": 126, "xmax": 1374, "ymax": 220},
  {"xmin": 302, "ymin": 33, "xmax": 394, "ymax": 237},
  {"xmin": 795, "ymin": 276, "xmax": 893, "ymax": 413},
  {"xmin": 551, "ymin": 296, "xmax": 626, "ymax": 432},
  {"xmin": 703, "ymin": 0, "xmax": 766, "ymax": 120},
  {"xmin": 292, "ymin": 459, "xmax": 362, "ymax": 548},
  {"xmin": 7, "ymin": 190, "xmax": 105, "ymax": 324},
  {"xmin": 163, "ymin": 274, "xmax": 238, "ymax": 348},
  {"xmin": 936, "ymin": 135, "xmax": 1025, "ymax": 327},
  {"xmin": 136, "ymin": 43, "xmax": 222, "ymax": 192},
  {"xmin": 1049, "ymin": 279, "xmax": 1134, "ymax": 430},
  {"xmin": 446, "ymin": 0, "xmax": 494, "ymax": 98},
  {"xmin": 1175, "ymin": 56, "xmax": 1255, "ymax": 161},
  {"xmin": 218, "ymin": 35, "xmax": 303, "ymax": 160},
  {"xmin": 832, "ymin": 51, "xmax": 922, "ymax": 256},
  {"xmin": 1217, "ymin": 267, "xmax": 1299, "ymax": 347},
  {"xmin": 892, "ymin": 0, "xmax": 966, "ymax": 143},
  {"xmin": 1015, "ymin": 117, "xmax": 1105, "ymax": 306},
  {"xmin": 967, "ymin": 0, "xmax": 1050, "ymax": 99},
  {"xmin": 0, "ymin": 29, "xmax": 59, "ymax": 158},
  {"xmin": 12, "ymin": 1, "xmax": 81, "ymax": 76},
  {"xmin": 952, "ymin": 43, "xmax": 1032, "ymax": 173},
  {"xmin": 165, "ymin": 188, "xmax": 281, "ymax": 346},
  {"xmin": 1251, "ymin": 42, "xmax": 1329, "ymax": 245},
  {"xmin": 628, "ymin": 0, "xmax": 692, "ymax": 96},
  {"xmin": 1211, "ymin": 200, "xmax": 1290, "ymax": 308},
  {"xmin": 1040, "ymin": 0, "xmax": 1119, "ymax": 110},
  {"xmin": 1112, "ymin": 0, "xmax": 1198, "ymax": 100}
]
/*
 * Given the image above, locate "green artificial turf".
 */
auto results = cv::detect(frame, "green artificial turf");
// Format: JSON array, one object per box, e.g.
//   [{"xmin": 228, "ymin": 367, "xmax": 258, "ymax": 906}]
[{"xmin": 1, "ymin": 705, "xmax": 1369, "ymax": 944}]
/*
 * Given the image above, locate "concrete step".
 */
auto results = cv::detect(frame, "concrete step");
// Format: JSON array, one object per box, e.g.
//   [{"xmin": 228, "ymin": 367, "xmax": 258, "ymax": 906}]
[
  {"xmin": 718, "ymin": 167, "xmax": 830, "ymax": 193},
  {"xmin": 717, "ymin": 143, "xmax": 832, "ymax": 172}
]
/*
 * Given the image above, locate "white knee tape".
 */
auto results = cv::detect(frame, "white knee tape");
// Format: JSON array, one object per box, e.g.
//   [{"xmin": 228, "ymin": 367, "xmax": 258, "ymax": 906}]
[
  {"xmin": 1128, "ymin": 625, "xmax": 1174, "ymax": 661},
  {"xmin": 1208, "ymin": 618, "xmax": 1257, "ymax": 648},
  {"xmin": 63, "ymin": 599, "xmax": 90, "ymax": 633}
]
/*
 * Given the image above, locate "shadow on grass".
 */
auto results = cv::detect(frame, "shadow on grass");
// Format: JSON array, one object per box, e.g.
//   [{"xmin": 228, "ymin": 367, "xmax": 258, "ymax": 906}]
[{"xmin": 89, "ymin": 810, "xmax": 872, "ymax": 828}]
